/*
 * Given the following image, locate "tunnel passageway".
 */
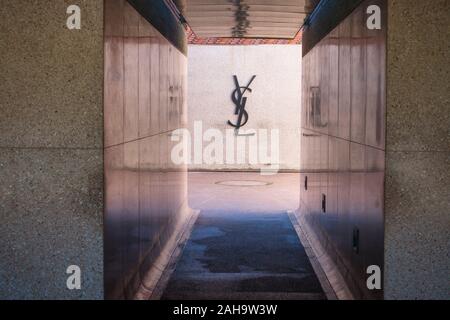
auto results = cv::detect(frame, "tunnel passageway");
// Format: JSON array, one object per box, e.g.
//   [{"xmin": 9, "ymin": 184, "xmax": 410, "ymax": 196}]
[
  {"xmin": 102, "ymin": 0, "xmax": 388, "ymax": 301},
  {"xmin": 152, "ymin": 172, "xmax": 330, "ymax": 300}
]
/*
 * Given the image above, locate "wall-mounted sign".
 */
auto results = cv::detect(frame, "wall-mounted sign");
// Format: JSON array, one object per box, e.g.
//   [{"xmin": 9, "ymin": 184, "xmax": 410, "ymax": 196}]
[{"xmin": 228, "ymin": 75, "xmax": 256, "ymax": 133}]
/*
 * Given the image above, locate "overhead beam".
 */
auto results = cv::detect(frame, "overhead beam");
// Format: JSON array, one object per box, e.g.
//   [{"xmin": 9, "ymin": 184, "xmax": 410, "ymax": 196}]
[{"xmin": 127, "ymin": 0, "xmax": 187, "ymax": 54}]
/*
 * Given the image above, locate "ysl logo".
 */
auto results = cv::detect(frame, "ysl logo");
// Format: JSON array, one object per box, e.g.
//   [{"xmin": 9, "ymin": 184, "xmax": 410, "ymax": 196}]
[{"xmin": 228, "ymin": 75, "xmax": 256, "ymax": 132}]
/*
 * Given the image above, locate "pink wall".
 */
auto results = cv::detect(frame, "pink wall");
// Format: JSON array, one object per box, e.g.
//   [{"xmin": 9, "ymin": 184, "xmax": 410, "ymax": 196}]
[{"xmin": 103, "ymin": 0, "xmax": 189, "ymax": 299}]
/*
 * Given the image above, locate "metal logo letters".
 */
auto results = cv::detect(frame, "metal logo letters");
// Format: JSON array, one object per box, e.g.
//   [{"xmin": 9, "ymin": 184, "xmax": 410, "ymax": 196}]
[{"xmin": 228, "ymin": 75, "xmax": 256, "ymax": 132}]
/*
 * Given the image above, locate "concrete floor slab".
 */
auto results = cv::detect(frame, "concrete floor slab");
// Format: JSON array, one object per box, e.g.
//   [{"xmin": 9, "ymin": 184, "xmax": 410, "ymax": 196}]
[{"xmin": 162, "ymin": 210, "xmax": 326, "ymax": 300}]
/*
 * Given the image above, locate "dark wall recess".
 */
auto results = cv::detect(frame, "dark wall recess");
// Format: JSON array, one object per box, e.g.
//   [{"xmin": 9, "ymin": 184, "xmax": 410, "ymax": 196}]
[
  {"xmin": 302, "ymin": 0, "xmax": 364, "ymax": 56},
  {"xmin": 127, "ymin": 0, "xmax": 187, "ymax": 55}
]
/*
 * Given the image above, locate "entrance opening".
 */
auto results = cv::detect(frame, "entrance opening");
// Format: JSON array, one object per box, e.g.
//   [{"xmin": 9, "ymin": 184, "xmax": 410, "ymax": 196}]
[{"xmin": 104, "ymin": 0, "xmax": 386, "ymax": 301}]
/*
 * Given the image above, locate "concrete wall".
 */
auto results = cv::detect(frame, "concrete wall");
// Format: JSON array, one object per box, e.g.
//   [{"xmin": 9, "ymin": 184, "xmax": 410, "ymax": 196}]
[
  {"xmin": 187, "ymin": 45, "xmax": 302, "ymax": 171},
  {"xmin": 299, "ymin": 0, "xmax": 386, "ymax": 299},
  {"xmin": 384, "ymin": 0, "xmax": 450, "ymax": 299},
  {"xmin": 103, "ymin": 0, "xmax": 190, "ymax": 299},
  {"xmin": 0, "ymin": 0, "xmax": 104, "ymax": 299}
]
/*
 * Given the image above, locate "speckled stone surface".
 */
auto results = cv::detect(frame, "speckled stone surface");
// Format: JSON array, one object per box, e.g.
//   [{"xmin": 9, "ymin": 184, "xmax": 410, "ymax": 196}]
[
  {"xmin": 387, "ymin": 0, "xmax": 450, "ymax": 152},
  {"xmin": 384, "ymin": 152, "xmax": 450, "ymax": 299},
  {"xmin": 385, "ymin": 0, "xmax": 450, "ymax": 299},
  {"xmin": 0, "ymin": 149, "xmax": 103, "ymax": 299},
  {"xmin": 0, "ymin": 0, "xmax": 104, "ymax": 148},
  {"xmin": 0, "ymin": 0, "xmax": 104, "ymax": 299}
]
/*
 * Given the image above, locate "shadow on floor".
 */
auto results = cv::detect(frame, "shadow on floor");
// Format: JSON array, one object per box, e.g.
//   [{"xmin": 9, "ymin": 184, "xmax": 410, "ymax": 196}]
[{"xmin": 161, "ymin": 210, "xmax": 326, "ymax": 300}]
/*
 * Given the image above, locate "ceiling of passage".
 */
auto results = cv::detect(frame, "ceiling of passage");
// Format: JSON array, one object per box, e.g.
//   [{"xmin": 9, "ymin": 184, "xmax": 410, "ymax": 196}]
[{"xmin": 173, "ymin": 0, "xmax": 320, "ymax": 39}]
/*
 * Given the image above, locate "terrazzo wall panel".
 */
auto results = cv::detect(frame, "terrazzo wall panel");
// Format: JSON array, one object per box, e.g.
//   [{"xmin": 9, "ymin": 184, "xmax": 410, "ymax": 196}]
[
  {"xmin": 384, "ymin": 0, "xmax": 450, "ymax": 300},
  {"xmin": 0, "ymin": 0, "xmax": 104, "ymax": 299}
]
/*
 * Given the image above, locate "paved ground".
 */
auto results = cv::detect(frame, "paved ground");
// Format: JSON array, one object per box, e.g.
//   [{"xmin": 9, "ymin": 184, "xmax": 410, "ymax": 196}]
[
  {"xmin": 162, "ymin": 210, "xmax": 325, "ymax": 300},
  {"xmin": 188, "ymin": 172, "xmax": 300, "ymax": 212},
  {"xmin": 161, "ymin": 172, "xmax": 325, "ymax": 300}
]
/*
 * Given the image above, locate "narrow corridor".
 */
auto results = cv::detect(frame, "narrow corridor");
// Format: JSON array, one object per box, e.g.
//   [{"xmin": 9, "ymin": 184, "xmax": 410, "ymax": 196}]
[
  {"xmin": 161, "ymin": 210, "xmax": 326, "ymax": 300},
  {"xmin": 145, "ymin": 172, "xmax": 329, "ymax": 300},
  {"xmin": 1, "ymin": 0, "xmax": 447, "ymax": 302}
]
